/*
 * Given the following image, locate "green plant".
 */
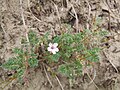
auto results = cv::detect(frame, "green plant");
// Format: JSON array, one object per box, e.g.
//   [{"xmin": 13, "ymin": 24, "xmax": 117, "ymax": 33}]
[
  {"xmin": 1, "ymin": 18, "xmax": 109, "ymax": 82},
  {"xmin": 1, "ymin": 31, "xmax": 39, "ymax": 81},
  {"xmin": 44, "ymin": 27, "xmax": 108, "ymax": 78}
]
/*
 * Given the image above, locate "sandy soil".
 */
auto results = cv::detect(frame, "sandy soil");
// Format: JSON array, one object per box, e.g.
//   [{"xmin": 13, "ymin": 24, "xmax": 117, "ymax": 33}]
[{"xmin": 0, "ymin": 0, "xmax": 120, "ymax": 90}]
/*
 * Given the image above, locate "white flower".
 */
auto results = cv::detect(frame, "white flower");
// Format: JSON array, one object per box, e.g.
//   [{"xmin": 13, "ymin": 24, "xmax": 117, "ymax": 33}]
[{"xmin": 47, "ymin": 43, "xmax": 59, "ymax": 54}]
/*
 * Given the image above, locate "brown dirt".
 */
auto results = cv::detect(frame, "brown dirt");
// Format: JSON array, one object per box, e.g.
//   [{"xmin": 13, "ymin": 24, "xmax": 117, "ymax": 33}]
[{"xmin": 0, "ymin": 0, "xmax": 120, "ymax": 90}]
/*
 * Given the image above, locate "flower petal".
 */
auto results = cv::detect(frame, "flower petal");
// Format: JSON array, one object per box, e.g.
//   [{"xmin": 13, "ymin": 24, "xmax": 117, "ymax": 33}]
[
  {"xmin": 53, "ymin": 43, "xmax": 58, "ymax": 47},
  {"xmin": 52, "ymin": 50, "xmax": 56, "ymax": 54},
  {"xmin": 54, "ymin": 48, "xmax": 59, "ymax": 52},
  {"xmin": 49, "ymin": 43, "xmax": 52, "ymax": 47},
  {"xmin": 47, "ymin": 47, "xmax": 52, "ymax": 51}
]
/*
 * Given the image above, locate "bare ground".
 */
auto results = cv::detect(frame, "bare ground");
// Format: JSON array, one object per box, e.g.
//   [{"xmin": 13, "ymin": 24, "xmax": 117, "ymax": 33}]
[{"xmin": 0, "ymin": 0, "xmax": 120, "ymax": 90}]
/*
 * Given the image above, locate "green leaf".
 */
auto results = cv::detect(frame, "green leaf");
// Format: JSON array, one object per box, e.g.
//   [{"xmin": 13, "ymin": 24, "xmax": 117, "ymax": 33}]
[
  {"xmin": 74, "ymin": 33, "xmax": 83, "ymax": 41},
  {"xmin": 62, "ymin": 34, "xmax": 73, "ymax": 45},
  {"xmin": 99, "ymin": 29, "xmax": 109, "ymax": 36},
  {"xmin": 58, "ymin": 64, "xmax": 71, "ymax": 77},
  {"xmin": 74, "ymin": 61, "xmax": 82, "ymax": 69},
  {"xmin": 63, "ymin": 23, "xmax": 73, "ymax": 33},
  {"xmin": 16, "ymin": 68, "xmax": 25, "ymax": 78},
  {"xmin": 95, "ymin": 17, "xmax": 102, "ymax": 26},
  {"xmin": 84, "ymin": 29, "xmax": 92, "ymax": 35},
  {"xmin": 74, "ymin": 60, "xmax": 82, "ymax": 74},
  {"xmin": 86, "ymin": 54, "xmax": 99, "ymax": 62},
  {"xmin": 44, "ymin": 31, "xmax": 49, "ymax": 40},
  {"xmin": 30, "ymin": 53, "xmax": 37, "ymax": 57},
  {"xmin": 53, "ymin": 36, "xmax": 61, "ymax": 43},
  {"xmin": 76, "ymin": 44, "xmax": 85, "ymax": 52},
  {"xmin": 50, "ymin": 53, "xmax": 61, "ymax": 62},
  {"xmin": 2, "ymin": 58, "xmax": 20, "ymax": 70},
  {"xmin": 42, "ymin": 31, "xmax": 50, "ymax": 43},
  {"xmin": 13, "ymin": 48, "xmax": 24, "ymax": 55},
  {"xmin": 28, "ymin": 58, "xmax": 38, "ymax": 67},
  {"xmin": 64, "ymin": 53, "xmax": 71, "ymax": 58},
  {"xmin": 83, "ymin": 48, "xmax": 100, "ymax": 62},
  {"xmin": 28, "ymin": 31, "xmax": 39, "ymax": 45},
  {"xmin": 84, "ymin": 48, "xmax": 100, "ymax": 55},
  {"xmin": 90, "ymin": 48, "xmax": 100, "ymax": 54}
]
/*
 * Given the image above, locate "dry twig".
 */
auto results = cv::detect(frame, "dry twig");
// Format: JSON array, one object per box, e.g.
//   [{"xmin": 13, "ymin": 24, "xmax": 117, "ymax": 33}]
[
  {"xmin": 27, "ymin": 0, "xmax": 42, "ymax": 23},
  {"xmin": 84, "ymin": 0, "xmax": 91, "ymax": 19},
  {"xmin": 71, "ymin": 4, "xmax": 79, "ymax": 32},
  {"xmin": 43, "ymin": 65, "xmax": 54, "ymax": 88},
  {"xmin": 55, "ymin": 75, "xmax": 64, "ymax": 90},
  {"xmin": 20, "ymin": 0, "xmax": 29, "ymax": 43},
  {"xmin": 88, "ymin": 68, "xmax": 97, "ymax": 85},
  {"xmin": 102, "ymin": 0, "xmax": 120, "ymax": 20},
  {"xmin": 50, "ymin": 0, "xmax": 61, "ymax": 36},
  {"xmin": 103, "ymin": 51, "xmax": 119, "ymax": 73},
  {"xmin": 87, "ymin": 72, "xmax": 99, "ymax": 90}
]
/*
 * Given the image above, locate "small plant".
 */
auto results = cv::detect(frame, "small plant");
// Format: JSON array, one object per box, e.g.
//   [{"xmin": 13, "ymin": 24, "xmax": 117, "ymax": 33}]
[
  {"xmin": 1, "ymin": 31, "xmax": 39, "ymax": 82},
  {"xmin": 40, "ymin": 18, "xmax": 108, "ymax": 78},
  {"xmin": 1, "ymin": 18, "xmax": 109, "ymax": 83},
  {"xmin": 43, "ymin": 28, "xmax": 108, "ymax": 78}
]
